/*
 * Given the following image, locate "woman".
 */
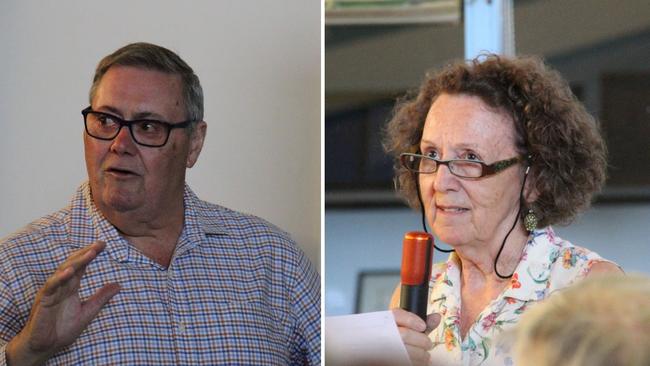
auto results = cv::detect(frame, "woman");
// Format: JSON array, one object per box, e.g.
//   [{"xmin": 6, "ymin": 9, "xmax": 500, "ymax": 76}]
[{"xmin": 384, "ymin": 54, "xmax": 622, "ymax": 366}]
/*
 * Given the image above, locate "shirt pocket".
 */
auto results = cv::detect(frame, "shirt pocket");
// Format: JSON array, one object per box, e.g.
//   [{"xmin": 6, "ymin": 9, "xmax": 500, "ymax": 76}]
[{"xmin": 193, "ymin": 301, "xmax": 293, "ymax": 365}]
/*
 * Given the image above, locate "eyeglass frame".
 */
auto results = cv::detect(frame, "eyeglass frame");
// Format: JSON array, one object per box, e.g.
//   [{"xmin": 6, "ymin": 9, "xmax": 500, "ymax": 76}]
[
  {"xmin": 81, "ymin": 107, "xmax": 197, "ymax": 148},
  {"xmin": 399, "ymin": 152, "xmax": 529, "ymax": 178}
]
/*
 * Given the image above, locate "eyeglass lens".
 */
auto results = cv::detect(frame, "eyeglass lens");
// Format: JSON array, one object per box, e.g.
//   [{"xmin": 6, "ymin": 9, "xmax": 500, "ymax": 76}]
[
  {"xmin": 410, "ymin": 155, "xmax": 483, "ymax": 178},
  {"xmin": 86, "ymin": 112, "xmax": 168, "ymax": 146}
]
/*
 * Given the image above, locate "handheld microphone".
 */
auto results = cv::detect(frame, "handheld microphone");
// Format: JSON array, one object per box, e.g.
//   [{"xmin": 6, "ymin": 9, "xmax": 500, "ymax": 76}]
[{"xmin": 400, "ymin": 231, "xmax": 434, "ymax": 321}]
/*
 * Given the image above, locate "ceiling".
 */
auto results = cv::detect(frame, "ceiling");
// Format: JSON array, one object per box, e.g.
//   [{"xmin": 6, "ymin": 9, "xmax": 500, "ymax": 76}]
[{"xmin": 325, "ymin": 0, "xmax": 650, "ymax": 112}]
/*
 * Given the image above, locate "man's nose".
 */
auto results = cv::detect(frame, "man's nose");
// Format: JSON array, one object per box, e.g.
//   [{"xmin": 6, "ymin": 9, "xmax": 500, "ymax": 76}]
[{"xmin": 110, "ymin": 125, "xmax": 137, "ymax": 153}]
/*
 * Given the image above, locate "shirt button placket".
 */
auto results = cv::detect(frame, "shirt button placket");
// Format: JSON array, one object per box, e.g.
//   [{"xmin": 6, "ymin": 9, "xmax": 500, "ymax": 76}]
[{"xmin": 168, "ymin": 260, "xmax": 196, "ymax": 365}]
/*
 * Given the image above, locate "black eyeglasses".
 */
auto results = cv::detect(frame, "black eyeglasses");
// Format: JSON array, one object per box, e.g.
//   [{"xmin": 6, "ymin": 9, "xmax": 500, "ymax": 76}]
[
  {"xmin": 400, "ymin": 152, "xmax": 528, "ymax": 178},
  {"xmin": 82, "ymin": 107, "xmax": 196, "ymax": 147}
]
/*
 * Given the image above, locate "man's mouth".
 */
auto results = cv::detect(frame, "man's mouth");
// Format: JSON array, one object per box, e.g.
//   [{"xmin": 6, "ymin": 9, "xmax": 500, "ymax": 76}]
[{"xmin": 106, "ymin": 167, "xmax": 139, "ymax": 177}]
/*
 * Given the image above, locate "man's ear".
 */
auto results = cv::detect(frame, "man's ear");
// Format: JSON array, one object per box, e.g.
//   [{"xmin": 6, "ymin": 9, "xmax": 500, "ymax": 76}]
[{"xmin": 186, "ymin": 121, "xmax": 207, "ymax": 168}]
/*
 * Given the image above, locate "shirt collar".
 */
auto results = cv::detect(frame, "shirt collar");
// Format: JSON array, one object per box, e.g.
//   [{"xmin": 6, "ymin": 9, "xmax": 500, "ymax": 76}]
[
  {"xmin": 67, "ymin": 182, "xmax": 230, "ymax": 263},
  {"xmin": 433, "ymin": 227, "xmax": 556, "ymax": 304},
  {"xmin": 182, "ymin": 185, "xmax": 229, "ymax": 236},
  {"xmin": 174, "ymin": 185, "xmax": 229, "ymax": 257},
  {"xmin": 65, "ymin": 182, "xmax": 131, "ymax": 263},
  {"xmin": 500, "ymin": 227, "xmax": 557, "ymax": 302}
]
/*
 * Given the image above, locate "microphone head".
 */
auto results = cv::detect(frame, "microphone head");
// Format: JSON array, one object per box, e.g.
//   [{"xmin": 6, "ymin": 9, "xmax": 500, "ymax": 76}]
[{"xmin": 400, "ymin": 231, "xmax": 434, "ymax": 286}]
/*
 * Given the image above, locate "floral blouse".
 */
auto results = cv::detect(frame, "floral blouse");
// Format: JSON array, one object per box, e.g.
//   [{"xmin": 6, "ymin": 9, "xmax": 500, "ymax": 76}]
[{"xmin": 427, "ymin": 227, "xmax": 616, "ymax": 366}]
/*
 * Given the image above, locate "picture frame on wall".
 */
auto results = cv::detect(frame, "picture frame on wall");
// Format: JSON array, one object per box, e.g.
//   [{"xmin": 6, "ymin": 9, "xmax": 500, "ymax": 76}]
[{"xmin": 355, "ymin": 270, "xmax": 400, "ymax": 313}]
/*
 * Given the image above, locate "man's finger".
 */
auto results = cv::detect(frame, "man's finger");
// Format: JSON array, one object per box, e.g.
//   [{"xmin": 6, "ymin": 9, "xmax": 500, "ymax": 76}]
[
  {"xmin": 61, "ymin": 241, "xmax": 106, "ymax": 274},
  {"xmin": 79, "ymin": 283, "xmax": 121, "ymax": 326},
  {"xmin": 41, "ymin": 241, "xmax": 107, "ymax": 297},
  {"xmin": 60, "ymin": 241, "xmax": 104, "ymax": 265},
  {"xmin": 41, "ymin": 267, "xmax": 75, "ymax": 296}
]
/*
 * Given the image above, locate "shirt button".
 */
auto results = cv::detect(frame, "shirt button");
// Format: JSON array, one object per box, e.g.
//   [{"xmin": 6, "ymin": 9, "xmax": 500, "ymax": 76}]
[{"xmin": 178, "ymin": 322, "xmax": 186, "ymax": 334}]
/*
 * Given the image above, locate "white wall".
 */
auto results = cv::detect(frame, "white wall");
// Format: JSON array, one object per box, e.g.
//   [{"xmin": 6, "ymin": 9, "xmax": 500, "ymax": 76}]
[
  {"xmin": 325, "ymin": 205, "xmax": 650, "ymax": 315},
  {"xmin": 0, "ymin": 1, "xmax": 321, "ymax": 269}
]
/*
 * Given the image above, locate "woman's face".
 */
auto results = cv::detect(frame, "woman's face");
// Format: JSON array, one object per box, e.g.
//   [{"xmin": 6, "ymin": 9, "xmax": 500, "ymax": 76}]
[{"xmin": 419, "ymin": 93, "xmax": 525, "ymax": 249}]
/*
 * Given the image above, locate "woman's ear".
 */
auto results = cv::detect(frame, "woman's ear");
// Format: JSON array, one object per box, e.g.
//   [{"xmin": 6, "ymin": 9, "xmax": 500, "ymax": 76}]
[{"xmin": 523, "ymin": 167, "xmax": 539, "ymax": 204}]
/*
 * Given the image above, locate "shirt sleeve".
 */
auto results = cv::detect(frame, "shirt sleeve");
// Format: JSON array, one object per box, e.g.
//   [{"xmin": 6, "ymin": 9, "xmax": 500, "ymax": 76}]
[
  {"xmin": 0, "ymin": 343, "xmax": 8, "ymax": 366},
  {"xmin": 289, "ymin": 250, "xmax": 321, "ymax": 366},
  {"xmin": 0, "ymin": 261, "xmax": 23, "ymax": 366}
]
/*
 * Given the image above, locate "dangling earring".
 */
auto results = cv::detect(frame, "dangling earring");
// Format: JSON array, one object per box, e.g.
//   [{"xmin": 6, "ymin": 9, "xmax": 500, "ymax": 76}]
[{"xmin": 524, "ymin": 209, "xmax": 538, "ymax": 232}]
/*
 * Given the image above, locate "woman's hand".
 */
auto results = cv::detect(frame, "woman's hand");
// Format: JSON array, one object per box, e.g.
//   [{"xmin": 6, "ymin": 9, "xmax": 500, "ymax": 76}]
[{"xmin": 392, "ymin": 308, "xmax": 441, "ymax": 366}]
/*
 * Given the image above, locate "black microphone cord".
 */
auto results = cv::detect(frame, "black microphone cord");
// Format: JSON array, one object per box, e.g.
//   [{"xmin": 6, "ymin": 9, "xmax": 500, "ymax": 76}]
[
  {"xmin": 414, "ymin": 173, "xmax": 454, "ymax": 253},
  {"xmin": 494, "ymin": 167, "xmax": 530, "ymax": 279}
]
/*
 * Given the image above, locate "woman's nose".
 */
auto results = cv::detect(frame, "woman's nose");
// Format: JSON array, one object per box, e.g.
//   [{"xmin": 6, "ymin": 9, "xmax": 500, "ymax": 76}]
[{"xmin": 432, "ymin": 163, "xmax": 458, "ymax": 192}]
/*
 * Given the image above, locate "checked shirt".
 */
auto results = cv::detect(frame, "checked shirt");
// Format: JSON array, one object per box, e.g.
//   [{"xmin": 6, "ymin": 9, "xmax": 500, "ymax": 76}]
[{"xmin": 0, "ymin": 182, "xmax": 320, "ymax": 365}]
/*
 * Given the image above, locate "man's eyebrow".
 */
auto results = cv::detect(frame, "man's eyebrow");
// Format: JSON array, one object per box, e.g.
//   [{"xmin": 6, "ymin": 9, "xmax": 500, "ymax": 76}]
[
  {"xmin": 131, "ymin": 111, "xmax": 165, "ymax": 121},
  {"xmin": 95, "ymin": 106, "xmax": 165, "ymax": 121},
  {"xmin": 95, "ymin": 105, "xmax": 123, "ymax": 116}
]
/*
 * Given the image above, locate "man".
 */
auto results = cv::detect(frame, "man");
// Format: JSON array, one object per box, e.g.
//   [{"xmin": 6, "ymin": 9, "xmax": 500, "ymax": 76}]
[{"xmin": 0, "ymin": 43, "xmax": 320, "ymax": 365}]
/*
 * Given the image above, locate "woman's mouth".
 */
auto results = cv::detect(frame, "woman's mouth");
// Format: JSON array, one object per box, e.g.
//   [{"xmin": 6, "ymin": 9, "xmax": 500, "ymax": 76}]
[{"xmin": 436, "ymin": 206, "xmax": 469, "ymax": 214}]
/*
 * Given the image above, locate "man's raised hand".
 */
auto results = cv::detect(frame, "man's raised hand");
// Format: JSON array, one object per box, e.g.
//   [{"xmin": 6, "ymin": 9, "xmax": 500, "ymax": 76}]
[{"xmin": 6, "ymin": 241, "xmax": 120, "ymax": 366}]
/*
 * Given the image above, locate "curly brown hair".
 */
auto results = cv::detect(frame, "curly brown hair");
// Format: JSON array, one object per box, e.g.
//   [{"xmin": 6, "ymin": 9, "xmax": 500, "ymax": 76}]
[{"xmin": 384, "ymin": 54, "xmax": 607, "ymax": 228}]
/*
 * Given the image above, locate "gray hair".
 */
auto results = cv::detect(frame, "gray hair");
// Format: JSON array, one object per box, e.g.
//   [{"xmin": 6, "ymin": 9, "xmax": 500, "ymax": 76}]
[{"xmin": 89, "ymin": 42, "xmax": 204, "ymax": 123}]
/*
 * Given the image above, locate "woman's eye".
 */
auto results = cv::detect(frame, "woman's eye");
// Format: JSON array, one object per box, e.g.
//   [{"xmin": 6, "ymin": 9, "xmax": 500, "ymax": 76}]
[
  {"xmin": 464, "ymin": 152, "xmax": 480, "ymax": 161},
  {"xmin": 425, "ymin": 150, "xmax": 438, "ymax": 159}
]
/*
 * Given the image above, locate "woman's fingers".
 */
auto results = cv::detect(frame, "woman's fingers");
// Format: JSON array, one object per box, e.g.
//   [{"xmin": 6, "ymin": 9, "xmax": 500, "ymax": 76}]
[
  {"xmin": 399, "ymin": 326, "xmax": 433, "ymax": 350},
  {"xmin": 393, "ymin": 308, "xmax": 426, "ymax": 332},
  {"xmin": 425, "ymin": 313, "xmax": 441, "ymax": 334},
  {"xmin": 393, "ymin": 308, "xmax": 436, "ymax": 365},
  {"xmin": 404, "ymin": 344, "xmax": 432, "ymax": 366}
]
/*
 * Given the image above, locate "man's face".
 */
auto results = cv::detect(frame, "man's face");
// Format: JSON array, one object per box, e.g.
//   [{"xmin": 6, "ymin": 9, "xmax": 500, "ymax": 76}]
[{"xmin": 85, "ymin": 66, "xmax": 204, "ymax": 217}]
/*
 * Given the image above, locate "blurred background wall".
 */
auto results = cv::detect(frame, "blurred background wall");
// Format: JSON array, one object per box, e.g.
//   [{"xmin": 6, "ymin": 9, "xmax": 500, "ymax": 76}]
[
  {"xmin": 0, "ymin": 0, "xmax": 321, "ymax": 269},
  {"xmin": 325, "ymin": 0, "xmax": 650, "ymax": 315}
]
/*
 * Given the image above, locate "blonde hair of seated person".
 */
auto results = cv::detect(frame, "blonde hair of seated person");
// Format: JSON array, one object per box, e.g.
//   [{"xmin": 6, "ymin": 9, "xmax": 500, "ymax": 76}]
[{"xmin": 512, "ymin": 274, "xmax": 650, "ymax": 366}]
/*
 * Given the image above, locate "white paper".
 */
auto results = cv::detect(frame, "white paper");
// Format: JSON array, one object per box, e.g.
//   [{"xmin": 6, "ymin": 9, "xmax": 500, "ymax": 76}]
[{"xmin": 325, "ymin": 311, "xmax": 412, "ymax": 366}]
